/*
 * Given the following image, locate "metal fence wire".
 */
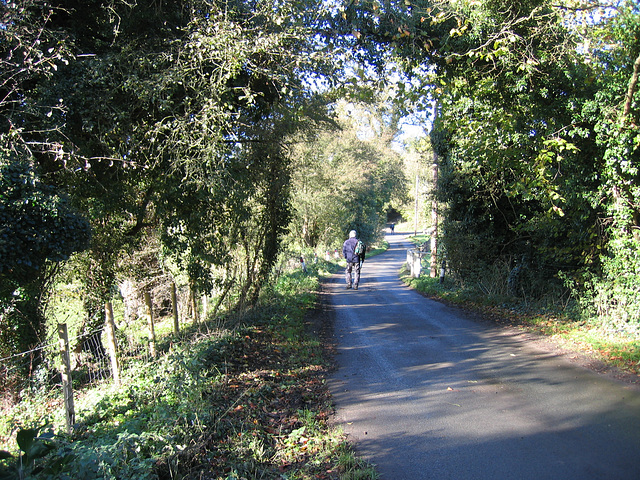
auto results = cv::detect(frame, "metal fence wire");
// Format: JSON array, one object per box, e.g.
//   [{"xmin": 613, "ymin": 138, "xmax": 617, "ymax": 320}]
[
  {"xmin": 0, "ymin": 318, "xmax": 154, "ymax": 409},
  {"xmin": 71, "ymin": 328, "xmax": 113, "ymax": 386},
  {"xmin": 2, "ymin": 282, "xmax": 215, "ymax": 424},
  {"xmin": 69, "ymin": 324, "xmax": 153, "ymax": 387}
]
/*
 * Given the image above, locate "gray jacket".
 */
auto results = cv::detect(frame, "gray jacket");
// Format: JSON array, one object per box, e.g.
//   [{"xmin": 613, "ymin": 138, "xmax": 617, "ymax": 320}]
[{"xmin": 342, "ymin": 237, "xmax": 359, "ymax": 263}]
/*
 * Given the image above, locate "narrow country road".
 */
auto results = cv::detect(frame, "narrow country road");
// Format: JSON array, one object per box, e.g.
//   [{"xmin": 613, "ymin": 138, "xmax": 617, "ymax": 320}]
[{"xmin": 327, "ymin": 233, "xmax": 640, "ymax": 480}]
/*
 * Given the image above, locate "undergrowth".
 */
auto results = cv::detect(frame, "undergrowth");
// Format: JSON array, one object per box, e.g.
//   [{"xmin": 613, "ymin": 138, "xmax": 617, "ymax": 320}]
[{"xmin": 1, "ymin": 261, "xmax": 378, "ymax": 479}]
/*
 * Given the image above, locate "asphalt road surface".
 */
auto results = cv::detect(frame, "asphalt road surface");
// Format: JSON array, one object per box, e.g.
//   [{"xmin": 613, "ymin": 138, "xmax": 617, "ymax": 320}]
[{"xmin": 327, "ymin": 233, "xmax": 640, "ymax": 480}]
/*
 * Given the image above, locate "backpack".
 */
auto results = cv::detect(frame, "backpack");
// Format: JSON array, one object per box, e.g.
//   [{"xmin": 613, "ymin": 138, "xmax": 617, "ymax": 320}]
[{"xmin": 354, "ymin": 240, "xmax": 365, "ymax": 257}]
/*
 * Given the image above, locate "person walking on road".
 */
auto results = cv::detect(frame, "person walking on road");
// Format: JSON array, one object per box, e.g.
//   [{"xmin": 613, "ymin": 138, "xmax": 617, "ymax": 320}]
[{"xmin": 343, "ymin": 230, "xmax": 364, "ymax": 290}]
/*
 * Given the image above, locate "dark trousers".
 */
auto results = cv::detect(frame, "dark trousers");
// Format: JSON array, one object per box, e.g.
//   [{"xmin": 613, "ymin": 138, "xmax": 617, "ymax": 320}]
[{"xmin": 345, "ymin": 262, "xmax": 361, "ymax": 286}]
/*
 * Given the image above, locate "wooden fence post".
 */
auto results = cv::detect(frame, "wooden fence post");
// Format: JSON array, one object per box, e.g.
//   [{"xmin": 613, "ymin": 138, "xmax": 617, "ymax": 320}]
[
  {"xmin": 171, "ymin": 281, "xmax": 179, "ymax": 336},
  {"xmin": 144, "ymin": 290, "xmax": 157, "ymax": 358},
  {"xmin": 104, "ymin": 302, "xmax": 121, "ymax": 386},
  {"xmin": 57, "ymin": 323, "xmax": 75, "ymax": 434}
]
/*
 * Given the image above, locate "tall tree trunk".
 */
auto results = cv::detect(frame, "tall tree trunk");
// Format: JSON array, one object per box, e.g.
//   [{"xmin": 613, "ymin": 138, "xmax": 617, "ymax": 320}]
[
  {"xmin": 189, "ymin": 281, "xmax": 199, "ymax": 324},
  {"xmin": 621, "ymin": 52, "xmax": 640, "ymax": 238},
  {"xmin": 623, "ymin": 52, "xmax": 640, "ymax": 119}
]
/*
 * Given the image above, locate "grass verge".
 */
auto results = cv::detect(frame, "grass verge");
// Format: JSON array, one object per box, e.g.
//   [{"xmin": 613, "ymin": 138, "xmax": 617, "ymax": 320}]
[{"xmin": 0, "ymin": 261, "xmax": 378, "ymax": 479}]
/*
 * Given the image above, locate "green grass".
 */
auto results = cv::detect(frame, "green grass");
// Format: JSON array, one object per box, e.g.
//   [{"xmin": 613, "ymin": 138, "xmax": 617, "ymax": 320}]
[{"xmin": 366, "ymin": 241, "xmax": 389, "ymax": 258}]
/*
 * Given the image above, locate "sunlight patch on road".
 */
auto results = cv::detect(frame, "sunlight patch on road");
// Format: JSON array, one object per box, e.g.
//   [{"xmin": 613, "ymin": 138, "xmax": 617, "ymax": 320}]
[
  {"xmin": 404, "ymin": 362, "xmax": 457, "ymax": 373},
  {"xmin": 364, "ymin": 323, "xmax": 400, "ymax": 331}
]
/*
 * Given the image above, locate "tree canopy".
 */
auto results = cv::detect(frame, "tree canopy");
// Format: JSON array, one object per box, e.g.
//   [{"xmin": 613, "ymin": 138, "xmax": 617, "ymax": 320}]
[
  {"xmin": 338, "ymin": 0, "xmax": 640, "ymax": 329},
  {"xmin": 0, "ymin": 0, "xmax": 342, "ymax": 362},
  {"xmin": 289, "ymin": 100, "xmax": 406, "ymax": 248},
  {"xmin": 2, "ymin": 0, "xmax": 640, "ymax": 364}
]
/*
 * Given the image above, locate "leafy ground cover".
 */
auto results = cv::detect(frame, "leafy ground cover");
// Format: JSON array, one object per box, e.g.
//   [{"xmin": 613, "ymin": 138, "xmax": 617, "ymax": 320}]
[
  {"xmin": 400, "ymin": 260, "xmax": 640, "ymax": 378},
  {"xmin": 0, "ymin": 263, "xmax": 378, "ymax": 479}
]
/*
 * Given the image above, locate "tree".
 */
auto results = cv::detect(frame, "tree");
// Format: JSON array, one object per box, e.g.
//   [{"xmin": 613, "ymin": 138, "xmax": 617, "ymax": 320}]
[
  {"xmin": 289, "ymin": 100, "xmax": 406, "ymax": 248},
  {"xmin": 339, "ymin": 0, "xmax": 608, "ymax": 297},
  {"xmin": 30, "ymin": 0, "xmax": 340, "ymax": 332},
  {"xmin": 0, "ymin": 155, "xmax": 89, "ymax": 365},
  {"xmin": 0, "ymin": 0, "xmax": 343, "ymax": 375},
  {"xmin": 434, "ymin": 1, "xmax": 606, "ymax": 295},
  {"xmin": 574, "ymin": 2, "xmax": 640, "ymax": 328},
  {"xmin": 0, "ymin": 1, "xmax": 90, "ymax": 367}
]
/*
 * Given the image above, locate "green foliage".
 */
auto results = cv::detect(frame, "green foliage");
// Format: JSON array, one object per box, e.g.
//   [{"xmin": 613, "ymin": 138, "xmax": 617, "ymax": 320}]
[
  {"xmin": 0, "ymin": 155, "xmax": 90, "ymax": 364},
  {"xmin": 3, "ymin": 261, "xmax": 375, "ymax": 479},
  {"xmin": 0, "ymin": 157, "xmax": 90, "ymax": 278},
  {"xmin": 43, "ymin": 0, "xmax": 338, "ymax": 319},
  {"xmin": 572, "ymin": 3, "xmax": 640, "ymax": 336},
  {"xmin": 0, "ymin": 2, "xmax": 85, "ymax": 358},
  {"xmin": 340, "ymin": 0, "xmax": 640, "ymax": 332},
  {"xmin": 288, "ymin": 102, "xmax": 407, "ymax": 249},
  {"xmin": 335, "ymin": 443, "xmax": 379, "ymax": 480},
  {"xmin": 0, "ymin": 0, "xmax": 71, "ymax": 141},
  {"xmin": 0, "ymin": 427, "xmax": 74, "ymax": 480},
  {"xmin": 2, "ymin": 0, "xmax": 343, "ymax": 351},
  {"xmin": 579, "ymin": 241, "xmax": 640, "ymax": 337},
  {"xmin": 402, "ymin": 0, "xmax": 602, "ymax": 303}
]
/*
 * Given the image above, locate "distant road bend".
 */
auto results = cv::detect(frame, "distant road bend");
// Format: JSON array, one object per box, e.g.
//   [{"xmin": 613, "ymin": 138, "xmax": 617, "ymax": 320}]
[{"xmin": 327, "ymin": 233, "xmax": 640, "ymax": 480}]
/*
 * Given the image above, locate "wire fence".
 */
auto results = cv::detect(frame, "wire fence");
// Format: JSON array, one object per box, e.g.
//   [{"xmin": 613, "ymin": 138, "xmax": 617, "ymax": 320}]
[
  {"xmin": 1, "ymin": 254, "xmax": 322, "ymax": 433},
  {"xmin": 0, "ymin": 313, "xmax": 156, "ymax": 416},
  {"xmin": 0, "ymin": 268, "xmax": 265, "ymax": 415},
  {"xmin": 66, "ymin": 325, "xmax": 152, "ymax": 386}
]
